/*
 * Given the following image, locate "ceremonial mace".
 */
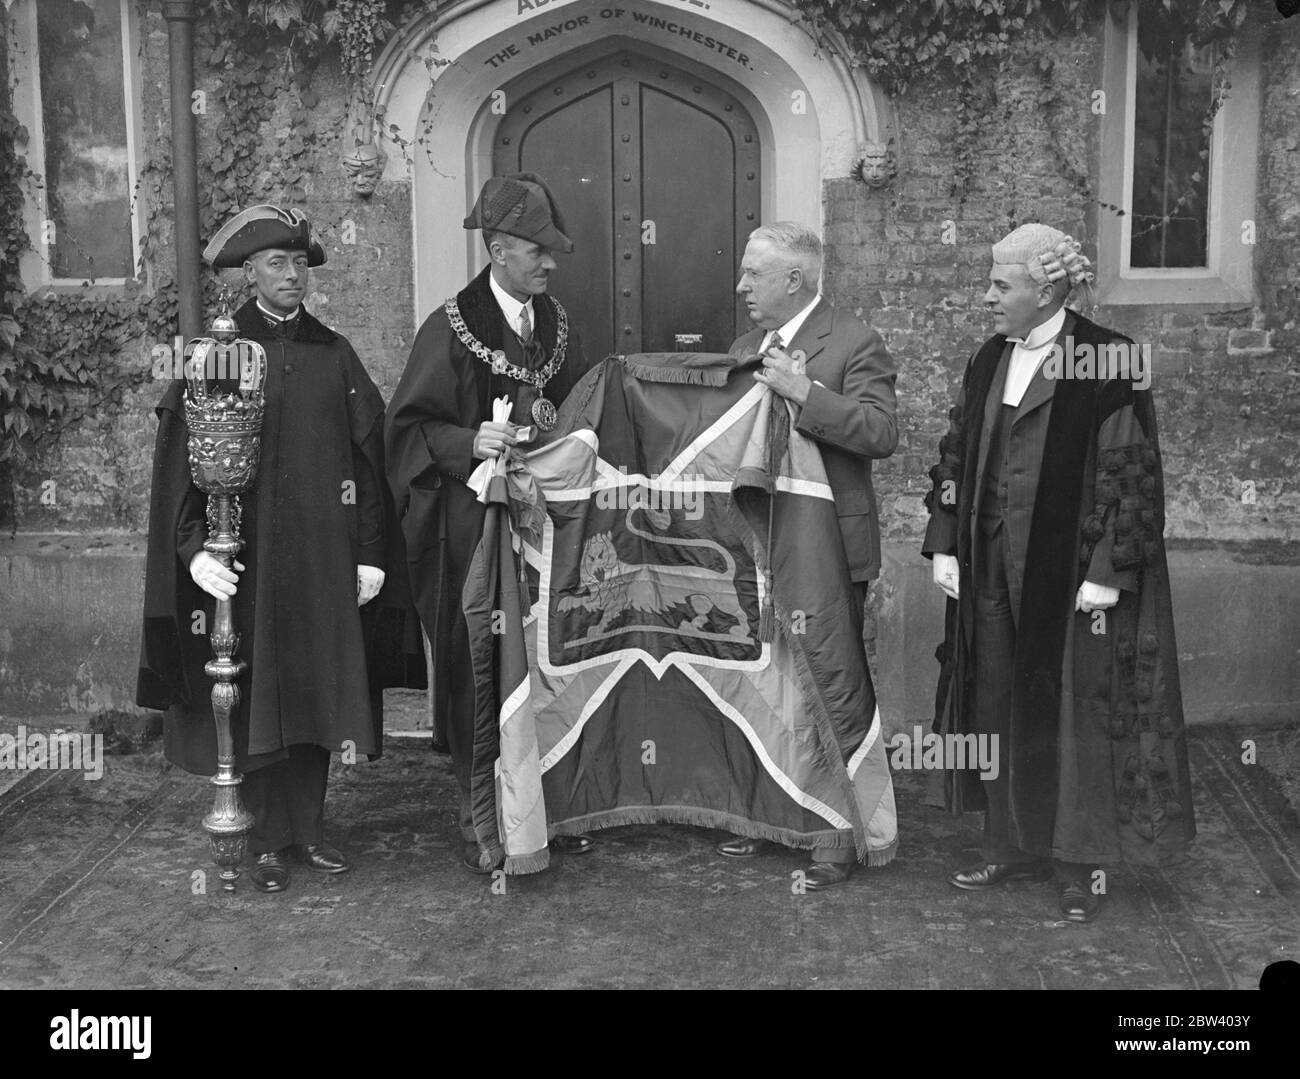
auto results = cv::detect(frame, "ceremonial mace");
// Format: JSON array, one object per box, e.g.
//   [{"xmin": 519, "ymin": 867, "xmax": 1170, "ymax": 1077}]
[{"xmin": 183, "ymin": 293, "xmax": 267, "ymax": 893}]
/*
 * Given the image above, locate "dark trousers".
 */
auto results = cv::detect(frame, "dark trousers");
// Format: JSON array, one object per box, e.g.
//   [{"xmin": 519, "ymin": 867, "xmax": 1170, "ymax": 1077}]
[
  {"xmin": 973, "ymin": 524, "xmax": 1093, "ymax": 885},
  {"xmin": 242, "ymin": 743, "xmax": 331, "ymax": 854}
]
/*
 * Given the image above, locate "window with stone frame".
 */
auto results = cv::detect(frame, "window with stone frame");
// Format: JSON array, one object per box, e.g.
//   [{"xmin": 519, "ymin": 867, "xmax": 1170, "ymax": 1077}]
[
  {"xmin": 10, "ymin": 0, "xmax": 143, "ymax": 287},
  {"xmin": 1096, "ymin": 4, "xmax": 1260, "ymax": 305},
  {"xmin": 1128, "ymin": 28, "xmax": 1215, "ymax": 270}
]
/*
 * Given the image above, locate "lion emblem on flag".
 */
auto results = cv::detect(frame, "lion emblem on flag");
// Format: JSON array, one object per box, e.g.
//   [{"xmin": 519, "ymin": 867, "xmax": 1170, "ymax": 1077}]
[{"xmin": 557, "ymin": 508, "xmax": 751, "ymax": 641}]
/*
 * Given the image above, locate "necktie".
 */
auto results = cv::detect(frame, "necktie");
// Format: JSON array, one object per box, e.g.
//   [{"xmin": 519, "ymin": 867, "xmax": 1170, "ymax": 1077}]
[
  {"xmin": 518, "ymin": 305, "xmax": 532, "ymax": 344},
  {"xmin": 768, "ymin": 331, "xmax": 784, "ymax": 353}
]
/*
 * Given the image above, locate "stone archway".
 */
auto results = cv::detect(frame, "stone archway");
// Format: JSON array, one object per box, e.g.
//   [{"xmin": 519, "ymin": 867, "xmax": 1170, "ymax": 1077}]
[{"xmin": 368, "ymin": 0, "xmax": 891, "ymax": 323}]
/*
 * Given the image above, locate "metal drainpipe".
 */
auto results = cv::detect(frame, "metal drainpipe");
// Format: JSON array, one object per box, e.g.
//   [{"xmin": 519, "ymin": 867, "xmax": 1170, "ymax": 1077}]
[{"xmin": 162, "ymin": 0, "xmax": 202, "ymax": 341}]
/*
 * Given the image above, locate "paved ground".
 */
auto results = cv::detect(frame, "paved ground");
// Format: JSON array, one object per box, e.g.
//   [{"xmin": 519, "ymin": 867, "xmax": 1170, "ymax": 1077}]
[{"xmin": 0, "ymin": 707, "xmax": 1296, "ymax": 990}]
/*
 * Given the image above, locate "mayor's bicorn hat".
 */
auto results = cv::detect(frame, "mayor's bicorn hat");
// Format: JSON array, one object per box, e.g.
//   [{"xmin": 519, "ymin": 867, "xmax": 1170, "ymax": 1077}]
[
  {"xmin": 203, "ymin": 204, "xmax": 326, "ymax": 268},
  {"xmin": 463, "ymin": 172, "xmax": 574, "ymax": 253}
]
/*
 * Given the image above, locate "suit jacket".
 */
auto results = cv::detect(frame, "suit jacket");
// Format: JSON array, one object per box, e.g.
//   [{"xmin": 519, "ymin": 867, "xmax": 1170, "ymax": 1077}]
[
  {"xmin": 922, "ymin": 311, "xmax": 1134, "ymax": 620},
  {"xmin": 731, "ymin": 297, "xmax": 898, "ymax": 581}
]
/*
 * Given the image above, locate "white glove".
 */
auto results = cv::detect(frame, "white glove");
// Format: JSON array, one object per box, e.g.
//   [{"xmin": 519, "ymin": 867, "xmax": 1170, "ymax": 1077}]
[
  {"xmin": 190, "ymin": 551, "xmax": 244, "ymax": 600},
  {"xmin": 357, "ymin": 565, "xmax": 385, "ymax": 606},
  {"xmin": 932, "ymin": 553, "xmax": 960, "ymax": 601},
  {"xmin": 473, "ymin": 398, "xmax": 519, "ymax": 460},
  {"xmin": 1075, "ymin": 580, "xmax": 1119, "ymax": 612}
]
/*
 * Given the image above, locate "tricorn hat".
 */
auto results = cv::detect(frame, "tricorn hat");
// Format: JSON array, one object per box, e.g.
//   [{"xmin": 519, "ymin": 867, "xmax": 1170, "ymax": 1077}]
[
  {"xmin": 203, "ymin": 204, "xmax": 326, "ymax": 268},
  {"xmin": 463, "ymin": 173, "xmax": 574, "ymax": 253}
]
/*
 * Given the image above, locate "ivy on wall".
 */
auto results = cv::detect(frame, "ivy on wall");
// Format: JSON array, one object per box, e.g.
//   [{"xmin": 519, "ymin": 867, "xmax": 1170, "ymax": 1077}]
[
  {"xmin": 0, "ymin": 13, "xmax": 134, "ymax": 528},
  {"xmin": 0, "ymin": 0, "xmax": 413, "ymax": 527},
  {"xmin": 0, "ymin": 104, "xmax": 89, "ymax": 469},
  {"xmin": 0, "ymin": 0, "xmax": 1264, "ymax": 528},
  {"xmin": 793, "ymin": 0, "xmax": 1251, "ymax": 96},
  {"xmin": 794, "ymin": 0, "xmax": 1255, "ymax": 206}
]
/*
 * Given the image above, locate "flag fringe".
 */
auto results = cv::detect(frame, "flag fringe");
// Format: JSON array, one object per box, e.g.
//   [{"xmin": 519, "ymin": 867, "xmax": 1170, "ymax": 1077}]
[
  {"xmin": 863, "ymin": 838, "xmax": 898, "ymax": 867},
  {"xmin": 550, "ymin": 806, "xmax": 860, "ymax": 853},
  {"xmin": 503, "ymin": 848, "xmax": 551, "ymax": 875},
  {"xmin": 621, "ymin": 357, "xmax": 730, "ymax": 387},
  {"xmin": 496, "ymin": 830, "xmax": 897, "ymax": 871}
]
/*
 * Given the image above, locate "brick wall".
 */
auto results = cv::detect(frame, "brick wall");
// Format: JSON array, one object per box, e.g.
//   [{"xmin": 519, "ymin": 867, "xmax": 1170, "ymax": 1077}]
[{"xmin": 823, "ymin": 18, "xmax": 1300, "ymax": 548}]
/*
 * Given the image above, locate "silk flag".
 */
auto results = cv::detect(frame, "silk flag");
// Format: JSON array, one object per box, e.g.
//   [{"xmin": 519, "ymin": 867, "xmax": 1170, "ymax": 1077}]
[{"xmin": 461, "ymin": 353, "xmax": 898, "ymax": 874}]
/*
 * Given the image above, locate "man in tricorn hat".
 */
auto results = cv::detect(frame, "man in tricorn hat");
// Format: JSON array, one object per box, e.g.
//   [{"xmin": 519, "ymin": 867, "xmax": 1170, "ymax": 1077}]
[
  {"xmin": 922, "ymin": 223, "xmax": 1195, "ymax": 922},
  {"xmin": 138, "ymin": 205, "xmax": 423, "ymax": 893},
  {"xmin": 386, "ymin": 174, "xmax": 598, "ymax": 874}
]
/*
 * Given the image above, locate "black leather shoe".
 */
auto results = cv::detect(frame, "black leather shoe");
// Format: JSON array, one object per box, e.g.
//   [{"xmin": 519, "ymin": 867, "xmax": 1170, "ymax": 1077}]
[
  {"xmin": 290, "ymin": 842, "xmax": 350, "ymax": 874},
  {"xmin": 249, "ymin": 850, "xmax": 289, "ymax": 893},
  {"xmin": 462, "ymin": 842, "xmax": 502, "ymax": 875},
  {"xmin": 550, "ymin": 833, "xmax": 596, "ymax": 855},
  {"xmin": 803, "ymin": 861, "xmax": 853, "ymax": 891},
  {"xmin": 1058, "ymin": 880, "xmax": 1103, "ymax": 923},
  {"xmin": 715, "ymin": 835, "xmax": 774, "ymax": 858},
  {"xmin": 947, "ymin": 861, "xmax": 1050, "ymax": 891}
]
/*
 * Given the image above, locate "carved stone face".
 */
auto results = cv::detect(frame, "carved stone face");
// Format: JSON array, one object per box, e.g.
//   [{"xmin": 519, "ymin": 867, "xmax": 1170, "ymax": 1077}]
[
  {"xmin": 342, "ymin": 142, "xmax": 387, "ymax": 196},
  {"xmin": 854, "ymin": 141, "xmax": 896, "ymax": 189}
]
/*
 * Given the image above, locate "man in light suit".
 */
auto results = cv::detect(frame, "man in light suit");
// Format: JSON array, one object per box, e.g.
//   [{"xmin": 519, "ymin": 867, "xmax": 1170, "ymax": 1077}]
[{"xmin": 714, "ymin": 221, "xmax": 898, "ymax": 889}]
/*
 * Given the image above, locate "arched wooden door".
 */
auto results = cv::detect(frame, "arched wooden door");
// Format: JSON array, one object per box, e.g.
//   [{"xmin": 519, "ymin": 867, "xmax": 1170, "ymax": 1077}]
[{"xmin": 494, "ymin": 51, "xmax": 762, "ymax": 358}]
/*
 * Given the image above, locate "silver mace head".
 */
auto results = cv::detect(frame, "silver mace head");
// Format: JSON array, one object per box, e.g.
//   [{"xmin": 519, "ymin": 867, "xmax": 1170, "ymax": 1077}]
[{"xmin": 209, "ymin": 286, "xmax": 239, "ymax": 343}]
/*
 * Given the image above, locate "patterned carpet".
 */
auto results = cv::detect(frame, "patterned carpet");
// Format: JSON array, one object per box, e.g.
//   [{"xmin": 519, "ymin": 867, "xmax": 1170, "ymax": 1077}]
[{"xmin": 0, "ymin": 726, "xmax": 1295, "ymax": 989}]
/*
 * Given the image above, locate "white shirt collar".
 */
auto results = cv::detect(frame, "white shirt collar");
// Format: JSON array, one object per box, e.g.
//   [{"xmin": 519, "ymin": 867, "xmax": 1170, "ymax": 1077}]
[
  {"xmin": 489, "ymin": 270, "xmax": 535, "ymax": 338},
  {"xmin": 256, "ymin": 298, "xmax": 301, "ymax": 323},
  {"xmin": 1008, "ymin": 305, "xmax": 1066, "ymax": 349},
  {"xmin": 761, "ymin": 294, "xmax": 821, "ymax": 352},
  {"xmin": 1001, "ymin": 307, "xmax": 1068, "ymax": 406}
]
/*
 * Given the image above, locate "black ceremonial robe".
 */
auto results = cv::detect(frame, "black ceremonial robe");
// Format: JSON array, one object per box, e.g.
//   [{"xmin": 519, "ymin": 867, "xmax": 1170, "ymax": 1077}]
[
  {"xmin": 923, "ymin": 312, "xmax": 1195, "ymax": 866},
  {"xmin": 137, "ymin": 299, "xmax": 424, "ymax": 775},
  {"xmin": 384, "ymin": 267, "xmax": 592, "ymax": 796}
]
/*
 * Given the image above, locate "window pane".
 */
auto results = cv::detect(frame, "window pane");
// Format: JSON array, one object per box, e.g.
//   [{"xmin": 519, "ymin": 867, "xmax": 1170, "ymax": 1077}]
[
  {"xmin": 1129, "ymin": 30, "xmax": 1213, "ymax": 269},
  {"xmin": 37, "ymin": 0, "xmax": 132, "ymax": 280}
]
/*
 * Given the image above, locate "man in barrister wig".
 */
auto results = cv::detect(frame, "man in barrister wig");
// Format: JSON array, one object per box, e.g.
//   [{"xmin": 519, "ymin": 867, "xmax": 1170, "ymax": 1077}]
[
  {"xmin": 137, "ymin": 205, "xmax": 423, "ymax": 893},
  {"xmin": 385, "ymin": 174, "xmax": 598, "ymax": 873},
  {"xmin": 922, "ymin": 223, "xmax": 1195, "ymax": 922}
]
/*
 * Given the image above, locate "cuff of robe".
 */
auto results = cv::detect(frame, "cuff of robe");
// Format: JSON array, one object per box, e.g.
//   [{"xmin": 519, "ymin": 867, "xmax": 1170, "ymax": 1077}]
[
  {"xmin": 425, "ymin": 422, "xmax": 476, "ymax": 483},
  {"xmin": 1085, "ymin": 562, "xmax": 1138, "ymax": 593},
  {"xmin": 177, "ymin": 531, "xmax": 209, "ymax": 571},
  {"xmin": 921, "ymin": 514, "xmax": 958, "ymax": 559}
]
